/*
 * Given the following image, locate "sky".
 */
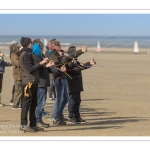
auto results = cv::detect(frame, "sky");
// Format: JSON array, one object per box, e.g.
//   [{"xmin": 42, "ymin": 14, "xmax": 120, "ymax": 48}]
[{"xmin": 0, "ymin": 14, "xmax": 150, "ymax": 36}]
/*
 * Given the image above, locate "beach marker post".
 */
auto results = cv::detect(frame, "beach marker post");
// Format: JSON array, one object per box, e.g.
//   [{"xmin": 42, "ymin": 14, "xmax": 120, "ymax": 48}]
[
  {"xmin": 134, "ymin": 41, "xmax": 139, "ymax": 54},
  {"xmin": 96, "ymin": 40, "xmax": 101, "ymax": 52}
]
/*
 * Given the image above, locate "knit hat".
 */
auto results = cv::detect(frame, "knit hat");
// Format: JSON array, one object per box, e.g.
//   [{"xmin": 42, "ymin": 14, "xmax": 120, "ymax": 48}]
[{"xmin": 20, "ymin": 37, "xmax": 32, "ymax": 47}]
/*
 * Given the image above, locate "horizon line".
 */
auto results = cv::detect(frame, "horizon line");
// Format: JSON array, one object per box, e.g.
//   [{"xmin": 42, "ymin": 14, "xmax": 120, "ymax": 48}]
[{"xmin": 1, "ymin": 35, "xmax": 150, "ymax": 37}]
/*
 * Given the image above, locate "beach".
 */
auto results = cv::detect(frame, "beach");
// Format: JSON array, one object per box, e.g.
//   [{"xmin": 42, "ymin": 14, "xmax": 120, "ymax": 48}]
[{"xmin": 0, "ymin": 47, "xmax": 150, "ymax": 136}]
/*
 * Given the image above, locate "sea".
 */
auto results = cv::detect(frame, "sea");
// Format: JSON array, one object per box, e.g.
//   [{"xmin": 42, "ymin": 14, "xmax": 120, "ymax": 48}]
[{"xmin": 0, "ymin": 35, "xmax": 150, "ymax": 49}]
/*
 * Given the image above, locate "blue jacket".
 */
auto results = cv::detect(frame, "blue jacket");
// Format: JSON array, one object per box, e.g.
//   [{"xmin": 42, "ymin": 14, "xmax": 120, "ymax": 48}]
[{"xmin": 0, "ymin": 56, "xmax": 12, "ymax": 74}]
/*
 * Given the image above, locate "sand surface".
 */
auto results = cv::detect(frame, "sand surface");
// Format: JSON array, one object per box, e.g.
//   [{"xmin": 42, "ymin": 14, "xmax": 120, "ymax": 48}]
[{"xmin": 0, "ymin": 48, "xmax": 150, "ymax": 136}]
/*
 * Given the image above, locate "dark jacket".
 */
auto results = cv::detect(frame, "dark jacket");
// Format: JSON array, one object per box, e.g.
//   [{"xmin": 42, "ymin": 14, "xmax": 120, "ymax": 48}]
[
  {"xmin": 66, "ymin": 61, "xmax": 91, "ymax": 93},
  {"xmin": 0, "ymin": 56, "xmax": 12, "ymax": 74},
  {"xmin": 76, "ymin": 50, "xmax": 84, "ymax": 57},
  {"xmin": 18, "ymin": 47, "xmax": 41, "ymax": 85},
  {"xmin": 46, "ymin": 49, "xmax": 68, "ymax": 80},
  {"xmin": 10, "ymin": 44, "xmax": 22, "ymax": 81},
  {"xmin": 32, "ymin": 54, "xmax": 52, "ymax": 87}
]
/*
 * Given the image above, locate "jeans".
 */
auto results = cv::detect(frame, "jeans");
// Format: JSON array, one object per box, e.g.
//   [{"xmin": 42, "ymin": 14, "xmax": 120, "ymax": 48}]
[
  {"xmin": 53, "ymin": 78, "xmax": 69, "ymax": 120},
  {"xmin": 68, "ymin": 92, "xmax": 81, "ymax": 118},
  {"xmin": 21, "ymin": 84, "xmax": 37, "ymax": 127},
  {"xmin": 35, "ymin": 87, "xmax": 47, "ymax": 123}
]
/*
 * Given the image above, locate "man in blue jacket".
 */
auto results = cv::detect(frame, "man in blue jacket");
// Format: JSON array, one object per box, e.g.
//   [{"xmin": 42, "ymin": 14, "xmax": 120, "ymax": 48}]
[{"xmin": 0, "ymin": 52, "xmax": 12, "ymax": 107}]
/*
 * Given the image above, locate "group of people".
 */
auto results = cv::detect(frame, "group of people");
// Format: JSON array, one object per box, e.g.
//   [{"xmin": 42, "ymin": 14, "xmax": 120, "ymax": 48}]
[{"xmin": 0, "ymin": 37, "xmax": 96, "ymax": 132}]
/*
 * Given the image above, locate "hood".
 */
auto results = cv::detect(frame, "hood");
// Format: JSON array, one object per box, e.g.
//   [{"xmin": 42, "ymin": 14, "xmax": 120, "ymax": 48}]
[
  {"xmin": 32, "ymin": 43, "xmax": 42, "ymax": 56},
  {"xmin": 9, "ymin": 44, "xmax": 20, "ymax": 54}
]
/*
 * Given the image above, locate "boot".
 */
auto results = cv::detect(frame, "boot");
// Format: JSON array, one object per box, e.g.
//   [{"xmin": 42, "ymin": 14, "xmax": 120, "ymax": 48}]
[{"xmin": 0, "ymin": 93, "xmax": 4, "ymax": 107}]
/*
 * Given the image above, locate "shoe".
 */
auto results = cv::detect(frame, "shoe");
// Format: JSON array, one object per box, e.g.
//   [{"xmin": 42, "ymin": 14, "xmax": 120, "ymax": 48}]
[
  {"xmin": 0, "ymin": 103, "xmax": 4, "ymax": 107},
  {"xmin": 0, "ymin": 103, "xmax": 5, "ymax": 107},
  {"xmin": 30, "ymin": 126, "xmax": 44, "ymax": 131},
  {"xmin": 12, "ymin": 106, "xmax": 21, "ymax": 110},
  {"xmin": 76, "ymin": 117, "xmax": 86, "ymax": 123},
  {"xmin": 53, "ymin": 118, "xmax": 66, "ymax": 125},
  {"xmin": 60, "ymin": 114, "xmax": 68, "ymax": 121},
  {"xmin": 20, "ymin": 125, "xmax": 35, "ymax": 132},
  {"xmin": 49, "ymin": 97, "xmax": 55, "ymax": 101},
  {"xmin": 48, "ymin": 97, "xmax": 53, "ymax": 101},
  {"xmin": 61, "ymin": 116, "xmax": 68, "ymax": 121},
  {"xmin": 36, "ymin": 121, "xmax": 50, "ymax": 128},
  {"xmin": 68, "ymin": 117, "xmax": 78, "ymax": 124},
  {"xmin": 41, "ymin": 121, "xmax": 50, "ymax": 127},
  {"xmin": 49, "ymin": 117, "xmax": 55, "ymax": 121},
  {"xmin": 10, "ymin": 99, "xmax": 13, "ymax": 105},
  {"xmin": 10, "ymin": 102, "xmax": 13, "ymax": 105}
]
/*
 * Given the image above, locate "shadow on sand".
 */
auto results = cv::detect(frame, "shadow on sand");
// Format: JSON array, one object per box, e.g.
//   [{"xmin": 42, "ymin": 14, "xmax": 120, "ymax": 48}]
[{"xmin": 44, "ymin": 98, "xmax": 149, "ymax": 132}]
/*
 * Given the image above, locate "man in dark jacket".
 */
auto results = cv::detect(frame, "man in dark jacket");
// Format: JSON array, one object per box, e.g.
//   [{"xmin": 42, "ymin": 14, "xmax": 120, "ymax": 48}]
[
  {"xmin": 46, "ymin": 40, "xmax": 70, "ymax": 125},
  {"xmin": 18, "ymin": 37, "xmax": 51, "ymax": 132},
  {"xmin": 10, "ymin": 42, "xmax": 22, "ymax": 109},
  {"xmin": 66, "ymin": 46, "xmax": 96, "ymax": 124}
]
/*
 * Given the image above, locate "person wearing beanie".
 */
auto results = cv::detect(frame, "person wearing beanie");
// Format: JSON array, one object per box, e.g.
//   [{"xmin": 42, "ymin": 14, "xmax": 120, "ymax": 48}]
[
  {"xmin": 18, "ymin": 37, "xmax": 54, "ymax": 132},
  {"xmin": 9, "ymin": 41, "xmax": 22, "ymax": 109},
  {"xmin": 20, "ymin": 37, "xmax": 32, "ymax": 48}
]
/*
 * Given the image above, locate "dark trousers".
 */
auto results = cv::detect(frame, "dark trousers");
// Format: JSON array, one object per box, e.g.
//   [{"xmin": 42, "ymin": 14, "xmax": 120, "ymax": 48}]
[
  {"xmin": 0, "ymin": 74, "xmax": 3, "ymax": 93},
  {"xmin": 10, "ymin": 84, "xmax": 15, "ymax": 103},
  {"xmin": 21, "ymin": 84, "xmax": 38, "ymax": 127},
  {"xmin": 13, "ymin": 80, "xmax": 23, "ymax": 107},
  {"xmin": 47, "ymin": 74, "xmax": 56, "ymax": 98},
  {"xmin": 68, "ymin": 92, "xmax": 81, "ymax": 119}
]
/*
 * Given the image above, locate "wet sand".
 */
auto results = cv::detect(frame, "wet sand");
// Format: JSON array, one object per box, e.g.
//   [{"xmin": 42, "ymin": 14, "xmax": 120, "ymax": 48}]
[{"xmin": 0, "ymin": 48, "xmax": 150, "ymax": 136}]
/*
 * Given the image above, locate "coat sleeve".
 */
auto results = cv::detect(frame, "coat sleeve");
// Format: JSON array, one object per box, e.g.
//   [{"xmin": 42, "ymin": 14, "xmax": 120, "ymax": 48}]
[
  {"xmin": 3, "ymin": 61, "xmax": 12, "ymax": 67},
  {"xmin": 23, "ymin": 53, "xmax": 41, "ymax": 73},
  {"xmin": 76, "ymin": 49, "xmax": 84, "ymax": 57},
  {"xmin": 67, "ymin": 62, "xmax": 92, "ymax": 74},
  {"xmin": 11, "ymin": 53, "xmax": 20, "ymax": 67}
]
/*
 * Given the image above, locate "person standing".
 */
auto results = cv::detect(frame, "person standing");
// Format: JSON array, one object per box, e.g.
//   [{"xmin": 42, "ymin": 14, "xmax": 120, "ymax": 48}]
[
  {"xmin": 66, "ymin": 46, "xmax": 96, "ymax": 124},
  {"xmin": 45, "ymin": 39, "xmax": 56, "ymax": 101},
  {"xmin": 32, "ymin": 39, "xmax": 54, "ymax": 128},
  {"xmin": 18, "ymin": 37, "xmax": 50, "ymax": 132},
  {"xmin": 0, "ymin": 51, "xmax": 12, "ymax": 107},
  {"xmin": 9, "ymin": 41, "xmax": 23, "ymax": 109}
]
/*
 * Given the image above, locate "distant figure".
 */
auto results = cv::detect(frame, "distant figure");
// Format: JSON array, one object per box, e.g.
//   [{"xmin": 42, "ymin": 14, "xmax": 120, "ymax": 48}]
[
  {"xmin": 134, "ymin": 41, "xmax": 139, "ymax": 54},
  {"xmin": 0, "ymin": 51, "xmax": 12, "ymax": 107}
]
